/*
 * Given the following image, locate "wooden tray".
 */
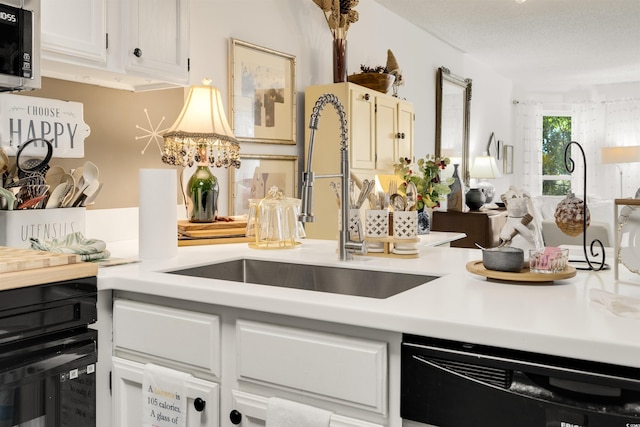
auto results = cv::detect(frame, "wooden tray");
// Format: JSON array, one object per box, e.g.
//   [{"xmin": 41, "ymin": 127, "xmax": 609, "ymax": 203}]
[
  {"xmin": 466, "ymin": 260, "xmax": 576, "ymax": 282},
  {"xmin": 178, "ymin": 219, "xmax": 247, "ymax": 232}
]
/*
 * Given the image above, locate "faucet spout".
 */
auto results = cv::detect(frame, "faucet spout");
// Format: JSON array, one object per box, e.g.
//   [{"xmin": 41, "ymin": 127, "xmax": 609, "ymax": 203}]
[{"xmin": 299, "ymin": 94, "xmax": 367, "ymax": 260}]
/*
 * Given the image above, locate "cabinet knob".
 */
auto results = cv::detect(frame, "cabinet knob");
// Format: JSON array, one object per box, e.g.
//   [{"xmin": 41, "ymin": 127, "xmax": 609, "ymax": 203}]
[
  {"xmin": 133, "ymin": 48, "xmax": 143, "ymax": 58},
  {"xmin": 194, "ymin": 398, "xmax": 206, "ymax": 412},
  {"xmin": 230, "ymin": 409, "xmax": 242, "ymax": 424},
  {"xmin": 396, "ymin": 132, "xmax": 405, "ymax": 139},
  {"xmin": 363, "ymin": 93, "xmax": 370, "ymax": 101}
]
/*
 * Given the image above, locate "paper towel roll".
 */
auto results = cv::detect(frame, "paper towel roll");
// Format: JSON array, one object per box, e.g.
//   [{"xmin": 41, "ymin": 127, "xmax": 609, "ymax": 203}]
[{"xmin": 139, "ymin": 169, "xmax": 177, "ymax": 259}]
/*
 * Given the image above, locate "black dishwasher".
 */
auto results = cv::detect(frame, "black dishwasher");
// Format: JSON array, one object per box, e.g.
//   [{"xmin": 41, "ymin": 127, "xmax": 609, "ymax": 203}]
[
  {"xmin": 0, "ymin": 276, "xmax": 98, "ymax": 426},
  {"xmin": 401, "ymin": 334, "xmax": 640, "ymax": 427}
]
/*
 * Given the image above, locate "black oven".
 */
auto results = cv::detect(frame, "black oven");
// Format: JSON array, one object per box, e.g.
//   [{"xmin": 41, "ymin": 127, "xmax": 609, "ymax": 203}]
[
  {"xmin": 0, "ymin": 276, "xmax": 97, "ymax": 426},
  {"xmin": 0, "ymin": 0, "xmax": 40, "ymax": 91}
]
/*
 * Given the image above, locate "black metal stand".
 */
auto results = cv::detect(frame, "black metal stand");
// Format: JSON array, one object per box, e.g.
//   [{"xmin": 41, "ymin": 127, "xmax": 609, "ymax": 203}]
[{"xmin": 563, "ymin": 141, "xmax": 606, "ymax": 271}]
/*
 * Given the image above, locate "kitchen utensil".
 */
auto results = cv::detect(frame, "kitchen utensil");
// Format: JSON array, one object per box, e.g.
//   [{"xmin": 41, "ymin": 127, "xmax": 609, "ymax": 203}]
[
  {"xmin": 16, "ymin": 138, "xmax": 53, "ymax": 178},
  {"xmin": 0, "ymin": 147, "xmax": 9, "ymax": 186},
  {"xmin": 59, "ymin": 173, "xmax": 77, "ymax": 207},
  {"xmin": 45, "ymin": 182, "xmax": 69, "ymax": 209},
  {"xmin": 73, "ymin": 180, "xmax": 100, "ymax": 207},
  {"xmin": 330, "ymin": 181, "xmax": 341, "ymax": 207},
  {"xmin": 390, "ymin": 193, "xmax": 406, "ymax": 211},
  {"xmin": 0, "ymin": 187, "xmax": 16, "ymax": 210},
  {"xmin": 355, "ymin": 179, "xmax": 375, "ymax": 209},
  {"xmin": 481, "ymin": 246, "xmax": 525, "ymax": 273},
  {"xmin": 405, "ymin": 182, "xmax": 417, "ymax": 211},
  {"xmin": 44, "ymin": 165, "xmax": 66, "ymax": 190},
  {"xmin": 82, "ymin": 181, "xmax": 103, "ymax": 206}
]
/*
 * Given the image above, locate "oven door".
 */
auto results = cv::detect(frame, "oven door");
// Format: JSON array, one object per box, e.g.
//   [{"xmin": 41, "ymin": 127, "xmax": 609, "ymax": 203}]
[{"xmin": 0, "ymin": 328, "xmax": 97, "ymax": 426}]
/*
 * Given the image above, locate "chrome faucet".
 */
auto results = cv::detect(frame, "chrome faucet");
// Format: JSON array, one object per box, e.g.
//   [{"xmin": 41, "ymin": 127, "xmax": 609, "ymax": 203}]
[{"xmin": 299, "ymin": 94, "xmax": 367, "ymax": 260}]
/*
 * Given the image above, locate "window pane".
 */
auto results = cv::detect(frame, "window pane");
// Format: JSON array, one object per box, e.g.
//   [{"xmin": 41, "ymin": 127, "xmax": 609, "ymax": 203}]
[
  {"xmin": 542, "ymin": 179, "xmax": 571, "ymax": 196},
  {"xmin": 542, "ymin": 116, "xmax": 572, "ymax": 195}
]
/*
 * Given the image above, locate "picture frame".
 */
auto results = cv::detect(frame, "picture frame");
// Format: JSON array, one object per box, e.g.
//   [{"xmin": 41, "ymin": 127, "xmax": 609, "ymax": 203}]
[
  {"xmin": 229, "ymin": 154, "xmax": 299, "ymax": 216},
  {"xmin": 229, "ymin": 38, "xmax": 297, "ymax": 145},
  {"xmin": 504, "ymin": 144, "xmax": 514, "ymax": 174}
]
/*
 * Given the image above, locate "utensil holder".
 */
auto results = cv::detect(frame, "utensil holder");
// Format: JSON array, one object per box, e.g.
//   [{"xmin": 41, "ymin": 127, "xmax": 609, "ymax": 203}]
[
  {"xmin": 393, "ymin": 210, "xmax": 418, "ymax": 239},
  {"xmin": 348, "ymin": 208, "xmax": 361, "ymax": 241},
  {"xmin": 365, "ymin": 209, "xmax": 389, "ymax": 252}
]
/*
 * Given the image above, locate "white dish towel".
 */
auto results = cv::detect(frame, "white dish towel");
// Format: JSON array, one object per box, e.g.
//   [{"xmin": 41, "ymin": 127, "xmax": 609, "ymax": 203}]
[
  {"xmin": 266, "ymin": 397, "xmax": 332, "ymax": 427},
  {"xmin": 590, "ymin": 288, "xmax": 640, "ymax": 319},
  {"xmin": 142, "ymin": 363, "xmax": 192, "ymax": 427}
]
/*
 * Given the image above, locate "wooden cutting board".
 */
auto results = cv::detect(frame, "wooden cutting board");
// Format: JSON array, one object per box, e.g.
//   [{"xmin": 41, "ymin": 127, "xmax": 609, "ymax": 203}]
[
  {"xmin": 0, "ymin": 246, "xmax": 98, "ymax": 291},
  {"xmin": 0, "ymin": 247, "xmax": 81, "ymax": 273},
  {"xmin": 178, "ymin": 219, "xmax": 248, "ymax": 232}
]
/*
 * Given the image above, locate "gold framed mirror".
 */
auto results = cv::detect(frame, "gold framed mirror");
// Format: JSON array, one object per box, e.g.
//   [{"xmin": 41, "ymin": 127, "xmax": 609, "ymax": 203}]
[{"xmin": 435, "ymin": 66, "xmax": 472, "ymax": 187}]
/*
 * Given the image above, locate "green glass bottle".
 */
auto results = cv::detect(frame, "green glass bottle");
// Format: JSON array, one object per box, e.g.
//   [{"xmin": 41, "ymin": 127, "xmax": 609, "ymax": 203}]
[{"xmin": 187, "ymin": 146, "xmax": 219, "ymax": 222}]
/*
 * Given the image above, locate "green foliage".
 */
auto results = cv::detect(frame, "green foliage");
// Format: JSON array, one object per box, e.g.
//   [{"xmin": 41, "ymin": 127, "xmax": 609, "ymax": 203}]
[
  {"xmin": 542, "ymin": 116, "xmax": 572, "ymax": 195},
  {"xmin": 394, "ymin": 155, "xmax": 454, "ymax": 209}
]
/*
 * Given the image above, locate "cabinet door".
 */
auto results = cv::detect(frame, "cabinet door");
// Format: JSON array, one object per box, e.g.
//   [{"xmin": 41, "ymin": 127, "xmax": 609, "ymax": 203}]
[
  {"xmin": 112, "ymin": 357, "xmax": 219, "ymax": 427},
  {"xmin": 349, "ymin": 87, "xmax": 376, "ymax": 170},
  {"xmin": 124, "ymin": 0, "xmax": 189, "ymax": 82},
  {"xmin": 231, "ymin": 390, "xmax": 384, "ymax": 427},
  {"xmin": 41, "ymin": 0, "xmax": 107, "ymax": 64},
  {"xmin": 374, "ymin": 96, "xmax": 398, "ymax": 171},
  {"xmin": 396, "ymin": 101, "xmax": 414, "ymax": 162}
]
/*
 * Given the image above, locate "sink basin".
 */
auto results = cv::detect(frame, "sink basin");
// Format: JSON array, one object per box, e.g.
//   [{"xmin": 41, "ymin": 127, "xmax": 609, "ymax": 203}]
[{"xmin": 167, "ymin": 259, "xmax": 436, "ymax": 299}]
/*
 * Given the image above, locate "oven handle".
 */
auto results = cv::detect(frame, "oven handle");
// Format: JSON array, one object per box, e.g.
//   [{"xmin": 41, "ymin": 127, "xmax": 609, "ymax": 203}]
[{"xmin": 404, "ymin": 342, "xmax": 640, "ymax": 389}]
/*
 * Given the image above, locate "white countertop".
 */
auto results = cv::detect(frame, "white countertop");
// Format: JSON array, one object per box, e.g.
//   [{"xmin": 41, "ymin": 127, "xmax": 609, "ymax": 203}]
[{"xmin": 99, "ymin": 234, "xmax": 640, "ymax": 369}]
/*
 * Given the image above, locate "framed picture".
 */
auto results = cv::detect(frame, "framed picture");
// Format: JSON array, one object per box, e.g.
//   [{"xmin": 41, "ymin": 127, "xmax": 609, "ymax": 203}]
[
  {"xmin": 504, "ymin": 144, "xmax": 514, "ymax": 174},
  {"xmin": 229, "ymin": 154, "xmax": 299, "ymax": 216},
  {"xmin": 229, "ymin": 38, "xmax": 297, "ymax": 145}
]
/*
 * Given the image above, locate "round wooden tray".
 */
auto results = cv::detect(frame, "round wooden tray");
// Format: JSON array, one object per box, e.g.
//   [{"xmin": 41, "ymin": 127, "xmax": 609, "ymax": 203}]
[{"xmin": 466, "ymin": 260, "xmax": 577, "ymax": 282}]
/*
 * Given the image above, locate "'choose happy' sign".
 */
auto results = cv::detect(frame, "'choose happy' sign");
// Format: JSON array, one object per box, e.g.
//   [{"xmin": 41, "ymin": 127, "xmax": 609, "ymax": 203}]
[{"xmin": 0, "ymin": 93, "xmax": 91, "ymax": 158}]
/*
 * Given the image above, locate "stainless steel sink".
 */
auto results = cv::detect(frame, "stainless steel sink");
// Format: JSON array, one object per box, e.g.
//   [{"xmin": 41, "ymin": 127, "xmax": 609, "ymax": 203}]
[{"xmin": 167, "ymin": 259, "xmax": 436, "ymax": 299}]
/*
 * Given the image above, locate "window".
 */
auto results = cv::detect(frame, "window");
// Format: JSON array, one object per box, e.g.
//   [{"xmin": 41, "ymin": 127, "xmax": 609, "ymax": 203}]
[{"xmin": 541, "ymin": 115, "xmax": 572, "ymax": 195}]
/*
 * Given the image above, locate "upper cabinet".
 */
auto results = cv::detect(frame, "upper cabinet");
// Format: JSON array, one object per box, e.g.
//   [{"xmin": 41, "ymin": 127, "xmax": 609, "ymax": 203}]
[
  {"xmin": 123, "ymin": 0, "xmax": 190, "ymax": 83},
  {"xmin": 304, "ymin": 82, "xmax": 414, "ymax": 239},
  {"xmin": 41, "ymin": 0, "xmax": 190, "ymax": 91}
]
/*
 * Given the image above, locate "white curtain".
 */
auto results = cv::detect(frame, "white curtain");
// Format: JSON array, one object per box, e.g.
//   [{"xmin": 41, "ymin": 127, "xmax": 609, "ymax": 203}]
[
  {"xmin": 571, "ymin": 102, "xmax": 605, "ymax": 197},
  {"xmin": 516, "ymin": 98, "xmax": 640, "ymax": 199},
  {"xmin": 603, "ymin": 99, "xmax": 640, "ymax": 198},
  {"xmin": 514, "ymin": 101, "xmax": 543, "ymax": 196}
]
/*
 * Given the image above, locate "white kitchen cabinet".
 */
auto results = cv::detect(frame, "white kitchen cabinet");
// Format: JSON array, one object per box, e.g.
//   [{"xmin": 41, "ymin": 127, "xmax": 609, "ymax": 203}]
[
  {"xmin": 112, "ymin": 357, "xmax": 220, "ymax": 427},
  {"xmin": 41, "ymin": 0, "xmax": 189, "ymax": 91},
  {"xmin": 231, "ymin": 390, "xmax": 384, "ymax": 427},
  {"xmin": 41, "ymin": 0, "xmax": 107, "ymax": 65},
  {"xmin": 113, "ymin": 299, "xmax": 221, "ymax": 377},
  {"xmin": 110, "ymin": 292, "xmax": 402, "ymax": 427},
  {"xmin": 236, "ymin": 319, "xmax": 387, "ymax": 414},
  {"xmin": 304, "ymin": 82, "xmax": 414, "ymax": 239},
  {"xmin": 123, "ymin": 0, "xmax": 190, "ymax": 83}
]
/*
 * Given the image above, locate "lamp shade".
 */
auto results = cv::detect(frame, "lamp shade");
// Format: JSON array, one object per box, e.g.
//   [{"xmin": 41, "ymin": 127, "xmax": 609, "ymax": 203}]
[
  {"xmin": 601, "ymin": 145, "xmax": 640, "ymax": 164},
  {"xmin": 470, "ymin": 156, "xmax": 502, "ymax": 179},
  {"xmin": 162, "ymin": 83, "xmax": 240, "ymax": 169}
]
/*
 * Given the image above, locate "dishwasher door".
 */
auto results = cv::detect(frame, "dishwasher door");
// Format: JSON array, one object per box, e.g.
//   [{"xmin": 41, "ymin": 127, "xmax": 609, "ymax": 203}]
[{"xmin": 401, "ymin": 335, "xmax": 640, "ymax": 427}]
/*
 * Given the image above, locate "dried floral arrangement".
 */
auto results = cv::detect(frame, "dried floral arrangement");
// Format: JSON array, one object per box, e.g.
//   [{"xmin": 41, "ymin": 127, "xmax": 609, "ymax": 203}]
[{"xmin": 312, "ymin": 0, "xmax": 359, "ymax": 40}]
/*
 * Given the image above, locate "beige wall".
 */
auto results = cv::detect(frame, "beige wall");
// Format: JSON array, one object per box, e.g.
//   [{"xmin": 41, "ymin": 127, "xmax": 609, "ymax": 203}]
[{"xmin": 17, "ymin": 78, "xmax": 184, "ymax": 209}]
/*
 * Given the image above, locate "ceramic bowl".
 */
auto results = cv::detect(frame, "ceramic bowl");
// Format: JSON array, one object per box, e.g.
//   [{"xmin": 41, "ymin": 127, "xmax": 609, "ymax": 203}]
[{"xmin": 482, "ymin": 246, "xmax": 525, "ymax": 272}]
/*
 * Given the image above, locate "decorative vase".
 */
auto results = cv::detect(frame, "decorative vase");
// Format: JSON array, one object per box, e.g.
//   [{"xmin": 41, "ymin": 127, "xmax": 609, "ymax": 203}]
[
  {"xmin": 417, "ymin": 208, "xmax": 431, "ymax": 235},
  {"xmin": 447, "ymin": 164, "xmax": 464, "ymax": 212},
  {"xmin": 333, "ymin": 37, "xmax": 347, "ymax": 83},
  {"xmin": 465, "ymin": 188, "xmax": 485, "ymax": 211},
  {"xmin": 187, "ymin": 148, "xmax": 219, "ymax": 222}
]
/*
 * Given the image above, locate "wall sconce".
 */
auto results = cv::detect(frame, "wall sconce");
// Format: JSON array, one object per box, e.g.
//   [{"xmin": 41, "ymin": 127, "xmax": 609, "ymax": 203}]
[
  {"xmin": 162, "ymin": 81, "xmax": 241, "ymax": 222},
  {"xmin": 601, "ymin": 145, "xmax": 640, "ymax": 197},
  {"xmin": 470, "ymin": 155, "xmax": 502, "ymax": 204}
]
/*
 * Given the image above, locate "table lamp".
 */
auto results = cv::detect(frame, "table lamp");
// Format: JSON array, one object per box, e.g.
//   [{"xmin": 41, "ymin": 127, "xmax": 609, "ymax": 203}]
[
  {"xmin": 470, "ymin": 155, "xmax": 502, "ymax": 204},
  {"xmin": 601, "ymin": 145, "xmax": 640, "ymax": 197},
  {"xmin": 162, "ymin": 80, "xmax": 241, "ymax": 222}
]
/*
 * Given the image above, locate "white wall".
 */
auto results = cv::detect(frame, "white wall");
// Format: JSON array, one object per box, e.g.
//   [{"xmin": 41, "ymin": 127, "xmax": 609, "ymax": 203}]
[{"xmin": 188, "ymin": 0, "xmax": 515, "ymax": 214}]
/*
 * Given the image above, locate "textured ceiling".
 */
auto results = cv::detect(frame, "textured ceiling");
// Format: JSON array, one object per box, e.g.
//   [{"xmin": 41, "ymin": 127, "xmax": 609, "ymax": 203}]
[{"xmin": 373, "ymin": 0, "xmax": 640, "ymax": 92}]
